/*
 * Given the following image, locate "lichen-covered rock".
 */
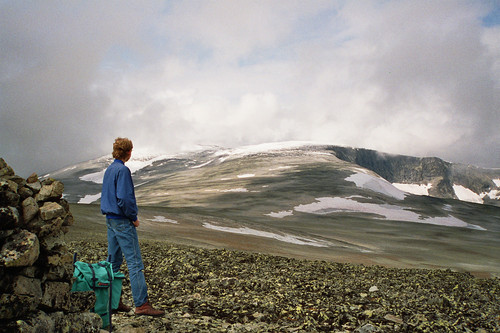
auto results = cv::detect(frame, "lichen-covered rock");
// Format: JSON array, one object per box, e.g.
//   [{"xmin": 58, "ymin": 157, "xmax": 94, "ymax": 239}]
[
  {"xmin": 36, "ymin": 180, "xmax": 64, "ymax": 202},
  {"xmin": 12, "ymin": 275, "xmax": 43, "ymax": 301},
  {"xmin": 67, "ymin": 290, "xmax": 97, "ymax": 313},
  {"xmin": 0, "ymin": 158, "xmax": 14, "ymax": 177},
  {"xmin": 0, "ymin": 206, "xmax": 20, "ymax": 230},
  {"xmin": 40, "ymin": 230, "xmax": 65, "ymax": 252},
  {"xmin": 46, "ymin": 251, "xmax": 73, "ymax": 267},
  {"xmin": 50, "ymin": 311, "xmax": 102, "ymax": 333},
  {"xmin": 22, "ymin": 196, "xmax": 39, "ymax": 223},
  {"xmin": 26, "ymin": 180, "xmax": 42, "ymax": 194},
  {"xmin": 43, "ymin": 261, "xmax": 74, "ymax": 281},
  {"xmin": 40, "ymin": 201, "xmax": 65, "ymax": 221},
  {"xmin": 27, "ymin": 216, "xmax": 64, "ymax": 238},
  {"xmin": 26, "ymin": 173, "xmax": 39, "ymax": 184},
  {"xmin": 0, "ymin": 159, "xmax": 100, "ymax": 331},
  {"xmin": 8, "ymin": 310, "xmax": 55, "ymax": 332},
  {"xmin": 0, "ymin": 229, "xmax": 39, "ymax": 267},
  {"xmin": 41, "ymin": 281, "xmax": 71, "ymax": 311},
  {"xmin": 0, "ymin": 293, "xmax": 38, "ymax": 319}
]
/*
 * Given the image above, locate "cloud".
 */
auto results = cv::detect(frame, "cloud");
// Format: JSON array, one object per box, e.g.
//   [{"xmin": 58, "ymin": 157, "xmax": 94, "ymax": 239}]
[{"xmin": 0, "ymin": 1, "xmax": 499, "ymax": 177}]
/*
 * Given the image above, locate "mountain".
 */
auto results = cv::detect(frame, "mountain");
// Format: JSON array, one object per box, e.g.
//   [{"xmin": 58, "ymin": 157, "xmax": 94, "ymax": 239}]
[
  {"xmin": 49, "ymin": 142, "xmax": 500, "ymax": 207},
  {"xmin": 48, "ymin": 142, "xmax": 500, "ymax": 276}
]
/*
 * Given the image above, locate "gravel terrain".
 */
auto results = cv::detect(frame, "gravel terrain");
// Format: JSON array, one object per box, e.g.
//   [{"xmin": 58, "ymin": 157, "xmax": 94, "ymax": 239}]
[{"xmin": 68, "ymin": 240, "xmax": 500, "ymax": 332}]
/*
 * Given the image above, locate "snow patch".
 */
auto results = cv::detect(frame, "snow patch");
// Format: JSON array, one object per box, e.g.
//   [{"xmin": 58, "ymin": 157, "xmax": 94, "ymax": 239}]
[
  {"xmin": 481, "ymin": 189, "xmax": 500, "ymax": 200},
  {"xmin": 493, "ymin": 179, "xmax": 500, "ymax": 187},
  {"xmin": 80, "ymin": 170, "xmax": 105, "ymax": 184},
  {"xmin": 202, "ymin": 223, "xmax": 330, "ymax": 247},
  {"xmin": 147, "ymin": 216, "xmax": 178, "ymax": 224},
  {"xmin": 79, "ymin": 155, "xmax": 169, "ymax": 184},
  {"xmin": 205, "ymin": 188, "xmax": 249, "ymax": 193},
  {"xmin": 237, "ymin": 174, "xmax": 255, "ymax": 178},
  {"xmin": 78, "ymin": 193, "xmax": 101, "ymax": 204},
  {"xmin": 346, "ymin": 172, "xmax": 407, "ymax": 200},
  {"xmin": 265, "ymin": 210, "xmax": 294, "ymax": 218},
  {"xmin": 190, "ymin": 160, "xmax": 213, "ymax": 169},
  {"xmin": 453, "ymin": 185, "xmax": 483, "ymax": 204},
  {"xmin": 392, "ymin": 183, "xmax": 432, "ymax": 196},
  {"xmin": 269, "ymin": 166, "xmax": 293, "ymax": 171},
  {"xmin": 294, "ymin": 197, "xmax": 485, "ymax": 230}
]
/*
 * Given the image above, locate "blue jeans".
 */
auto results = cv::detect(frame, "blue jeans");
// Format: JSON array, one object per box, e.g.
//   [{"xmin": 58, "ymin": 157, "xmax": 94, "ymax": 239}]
[{"xmin": 106, "ymin": 218, "xmax": 148, "ymax": 307}]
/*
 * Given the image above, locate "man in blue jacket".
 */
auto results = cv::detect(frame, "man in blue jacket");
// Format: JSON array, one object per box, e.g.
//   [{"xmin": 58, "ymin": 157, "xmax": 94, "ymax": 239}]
[{"xmin": 101, "ymin": 137, "xmax": 164, "ymax": 317}]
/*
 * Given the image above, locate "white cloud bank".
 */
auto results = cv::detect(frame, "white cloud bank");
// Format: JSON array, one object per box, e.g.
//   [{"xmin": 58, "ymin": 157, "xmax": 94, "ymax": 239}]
[{"xmin": 1, "ymin": 1, "xmax": 499, "ymax": 177}]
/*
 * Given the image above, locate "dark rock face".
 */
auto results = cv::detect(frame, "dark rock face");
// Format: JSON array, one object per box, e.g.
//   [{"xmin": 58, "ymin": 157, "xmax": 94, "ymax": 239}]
[
  {"xmin": 0, "ymin": 158, "xmax": 101, "ymax": 332},
  {"xmin": 328, "ymin": 146, "xmax": 500, "ymax": 204}
]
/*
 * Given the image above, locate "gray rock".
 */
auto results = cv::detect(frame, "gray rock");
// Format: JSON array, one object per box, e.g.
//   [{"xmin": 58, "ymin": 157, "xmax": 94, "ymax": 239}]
[
  {"xmin": 36, "ymin": 181, "xmax": 64, "ymax": 202},
  {"xmin": 67, "ymin": 290, "xmax": 97, "ymax": 313},
  {"xmin": 355, "ymin": 323, "xmax": 381, "ymax": 332},
  {"xmin": 26, "ymin": 173, "xmax": 39, "ymax": 184},
  {"xmin": 0, "ymin": 158, "xmax": 14, "ymax": 177},
  {"xmin": 41, "ymin": 281, "xmax": 71, "ymax": 310},
  {"xmin": 0, "ymin": 229, "xmax": 40, "ymax": 267},
  {"xmin": 40, "ymin": 230, "xmax": 65, "ymax": 252},
  {"xmin": 40, "ymin": 201, "xmax": 65, "ymax": 221},
  {"xmin": 22, "ymin": 196, "xmax": 39, "ymax": 223},
  {"xmin": 26, "ymin": 180, "xmax": 42, "ymax": 194},
  {"xmin": 50, "ymin": 311, "xmax": 102, "ymax": 332},
  {"xmin": 43, "ymin": 261, "xmax": 73, "ymax": 281},
  {"xmin": 12, "ymin": 275, "xmax": 43, "ymax": 301},
  {"xmin": 11, "ymin": 310, "xmax": 55, "ymax": 333},
  {"xmin": 18, "ymin": 185, "xmax": 34, "ymax": 200},
  {"xmin": 27, "ymin": 216, "xmax": 64, "ymax": 238},
  {"xmin": 0, "ymin": 293, "xmax": 38, "ymax": 319},
  {"xmin": 0, "ymin": 206, "xmax": 20, "ymax": 230}
]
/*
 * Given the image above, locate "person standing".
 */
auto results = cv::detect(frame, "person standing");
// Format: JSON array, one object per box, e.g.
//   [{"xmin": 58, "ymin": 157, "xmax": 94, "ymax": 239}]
[{"xmin": 100, "ymin": 137, "xmax": 164, "ymax": 316}]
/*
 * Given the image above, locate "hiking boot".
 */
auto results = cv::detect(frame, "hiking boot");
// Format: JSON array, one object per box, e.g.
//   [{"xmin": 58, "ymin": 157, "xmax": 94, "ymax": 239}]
[
  {"xmin": 135, "ymin": 301, "xmax": 165, "ymax": 316},
  {"xmin": 114, "ymin": 299, "xmax": 132, "ymax": 313}
]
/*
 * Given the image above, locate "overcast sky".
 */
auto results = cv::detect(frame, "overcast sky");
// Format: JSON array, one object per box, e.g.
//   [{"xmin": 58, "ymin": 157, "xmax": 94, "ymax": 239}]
[{"xmin": 1, "ymin": 1, "xmax": 499, "ymax": 177}]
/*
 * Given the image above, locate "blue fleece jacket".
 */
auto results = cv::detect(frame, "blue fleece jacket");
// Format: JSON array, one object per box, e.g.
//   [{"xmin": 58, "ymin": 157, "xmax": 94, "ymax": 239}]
[{"xmin": 100, "ymin": 159, "xmax": 138, "ymax": 222}]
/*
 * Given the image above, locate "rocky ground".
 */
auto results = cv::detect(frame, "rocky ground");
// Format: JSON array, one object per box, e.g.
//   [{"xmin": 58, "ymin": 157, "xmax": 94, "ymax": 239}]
[{"xmin": 68, "ymin": 239, "xmax": 499, "ymax": 333}]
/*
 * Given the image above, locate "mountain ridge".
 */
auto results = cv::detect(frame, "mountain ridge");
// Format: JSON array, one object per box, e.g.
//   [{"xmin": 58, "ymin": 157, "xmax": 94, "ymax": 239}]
[
  {"xmin": 48, "ymin": 142, "xmax": 500, "ymax": 207},
  {"xmin": 43, "ymin": 142, "xmax": 500, "ymax": 276}
]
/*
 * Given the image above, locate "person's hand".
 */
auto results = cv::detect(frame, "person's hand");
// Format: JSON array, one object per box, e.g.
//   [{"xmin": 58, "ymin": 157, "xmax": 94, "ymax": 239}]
[{"xmin": 133, "ymin": 219, "xmax": 140, "ymax": 228}]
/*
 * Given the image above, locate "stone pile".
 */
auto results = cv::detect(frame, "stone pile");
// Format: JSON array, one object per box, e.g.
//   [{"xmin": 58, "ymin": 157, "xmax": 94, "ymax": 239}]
[{"xmin": 0, "ymin": 158, "xmax": 102, "ymax": 332}]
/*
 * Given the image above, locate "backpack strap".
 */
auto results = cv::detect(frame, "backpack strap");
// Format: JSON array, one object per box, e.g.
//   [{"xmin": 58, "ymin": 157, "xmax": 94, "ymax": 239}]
[{"xmin": 87, "ymin": 263, "xmax": 98, "ymax": 289}]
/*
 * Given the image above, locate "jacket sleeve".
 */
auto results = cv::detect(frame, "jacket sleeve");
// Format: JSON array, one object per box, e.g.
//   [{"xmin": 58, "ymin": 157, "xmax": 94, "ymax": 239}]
[{"xmin": 116, "ymin": 167, "xmax": 138, "ymax": 221}]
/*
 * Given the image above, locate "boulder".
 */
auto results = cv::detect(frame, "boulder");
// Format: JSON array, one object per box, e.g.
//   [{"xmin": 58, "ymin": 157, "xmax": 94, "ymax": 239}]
[
  {"xmin": 27, "ymin": 216, "xmax": 64, "ymax": 238},
  {"xmin": 50, "ymin": 311, "xmax": 102, "ymax": 333},
  {"xmin": 22, "ymin": 196, "xmax": 39, "ymax": 223},
  {"xmin": 0, "ymin": 206, "xmax": 20, "ymax": 230},
  {"xmin": 40, "ymin": 230, "xmax": 65, "ymax": 252},
  {"xmin": 26, "ymin": 173, "xmax": 39, "ymax": 184},
  {"xmin": 0, "ymin": 158, "xmax": 14, "ymax": 177},
  {"xmin": 41, "ymin": 281, "xmax": 71, "ymax": 311},
  {"xmin": 26, "ymin": 180, "xmax": 42, "ymax": 194},
  {"xmin": 8, "ymin": 310, "xmax": 55, "ymax": 332},
  {"xmin": 0, "ymin": 293, "xmax": 38, "ymax": 319},
  {"xmin": 11, "ymin": 275, "xmax": 43, "ymax": 305},
  {"xmin": 36, "ymin": 180, "xmax": 64, "ymax": 202},
  {"xmin": 40, "ymin": 201, "xmax": 65, "ymax": 221},
  {"xmin": 0, "ymin": 181, "xmax": 20, "ymax": 207},
  {"xmin": 0, "ymin": 229, "xmax": 39, "ymax": 267},
  {"xmin": 67, "ymin": 290, "xmax": 97, "ymax": 313}
]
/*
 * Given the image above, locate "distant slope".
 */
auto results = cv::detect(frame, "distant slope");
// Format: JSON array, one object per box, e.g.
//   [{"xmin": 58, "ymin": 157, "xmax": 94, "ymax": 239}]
[
  {"xmin": 49, "ymin": 142, "xmax": 500, "ymax": 207},
  {"xmin": 50, "ymin": 142, "xmax": 500, "ymax": 275}
]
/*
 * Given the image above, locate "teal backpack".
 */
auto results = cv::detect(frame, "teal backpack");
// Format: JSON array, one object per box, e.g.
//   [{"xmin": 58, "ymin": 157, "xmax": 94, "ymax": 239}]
[{"xmin": 71, "ymin": 255, "xmax": 125, "ymax": 331}]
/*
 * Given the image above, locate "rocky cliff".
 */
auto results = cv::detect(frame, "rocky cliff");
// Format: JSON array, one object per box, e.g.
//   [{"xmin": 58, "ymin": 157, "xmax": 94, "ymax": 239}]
[
  {"xmin": 328, "ymin": 146, "xmax": 500, "ymax": 205},
  {"xmin": 0, "ymin": 158, "xmax": 102, "ymax": 332}
]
